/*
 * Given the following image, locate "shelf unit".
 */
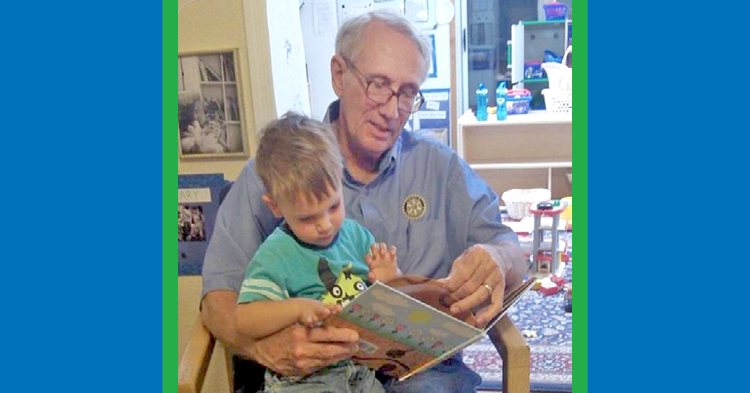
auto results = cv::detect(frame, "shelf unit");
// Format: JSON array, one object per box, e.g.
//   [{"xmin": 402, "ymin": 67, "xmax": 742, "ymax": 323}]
[
  {"xmin": 510, "ymin": 19, "xmax": 572, "ymax": 110},
  {"xmin": 456, "ymin": 110, "xmax": 572, "ymax": 198}
]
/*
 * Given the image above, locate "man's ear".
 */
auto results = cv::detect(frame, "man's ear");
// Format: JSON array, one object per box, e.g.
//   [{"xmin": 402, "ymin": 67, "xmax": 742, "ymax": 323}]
[
  {"xmin": 331, "ymin": 55, "xmax": 346, "ymax": 97},
  {"xmin": 261, "ymin": 194, "xmax": 283, "ymax": 218}
]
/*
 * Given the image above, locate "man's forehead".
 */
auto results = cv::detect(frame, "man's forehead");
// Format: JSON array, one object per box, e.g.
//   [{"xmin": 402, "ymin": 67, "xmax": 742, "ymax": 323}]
[
  {"xmin": 357, "ymin": 48, "xmax": 427, "ymax": 89},
  {"xmin": 355, "ymin": 30, "xmax": 427, "ymax": 85},
  {"xmin": 367, "ymin": 73, "xmax": 420, "ymax": 91}
]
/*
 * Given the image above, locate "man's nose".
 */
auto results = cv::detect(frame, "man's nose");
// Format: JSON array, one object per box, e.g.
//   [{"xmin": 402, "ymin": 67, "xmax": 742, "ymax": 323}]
[{"xmin": 379, "ymin": 94, "xmax": 400, "ymax": 120}]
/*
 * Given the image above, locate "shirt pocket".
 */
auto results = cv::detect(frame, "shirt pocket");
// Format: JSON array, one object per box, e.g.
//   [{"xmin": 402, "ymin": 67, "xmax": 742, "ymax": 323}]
[{"xmin": 403, "ymin": 219, "xmax": 450, "ymax": 278}]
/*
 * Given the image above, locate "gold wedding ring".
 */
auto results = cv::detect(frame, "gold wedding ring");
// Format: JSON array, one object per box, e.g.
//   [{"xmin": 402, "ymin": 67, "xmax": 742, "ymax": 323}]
[{"xmin": 483, "ymin": 283, "xmax": 493, "ymax": 295}]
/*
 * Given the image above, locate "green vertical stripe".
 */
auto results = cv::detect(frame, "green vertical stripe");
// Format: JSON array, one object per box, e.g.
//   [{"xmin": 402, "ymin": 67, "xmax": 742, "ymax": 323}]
[
  {"xmin": 573, "ymin": 1, "xmax": 587, "ymax": 392},
  {"xmin": 164, "ymin": 0, "xmax": 177, "ymax": 391}
]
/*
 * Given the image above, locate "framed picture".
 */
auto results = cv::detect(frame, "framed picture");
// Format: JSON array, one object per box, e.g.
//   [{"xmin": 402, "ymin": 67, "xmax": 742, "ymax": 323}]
[{"xmin": 178, "ymin": 49, "xmax": 248, "ymax": 158}]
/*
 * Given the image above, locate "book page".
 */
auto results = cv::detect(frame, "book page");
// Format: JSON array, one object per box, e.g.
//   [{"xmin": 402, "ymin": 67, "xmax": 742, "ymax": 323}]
[
  {"xmin": 328, "ymin": 276, "xmax": 536, "ymax": 379},
  {"xmin": 336, "ymin": 282, "xmax": 482, "ymax": 358}
]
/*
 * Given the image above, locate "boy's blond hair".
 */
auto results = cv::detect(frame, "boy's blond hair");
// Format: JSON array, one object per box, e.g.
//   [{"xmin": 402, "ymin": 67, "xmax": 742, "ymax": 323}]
[{"xmin": 256, "ymin": 112, "xmax": 343, "ymax": 204}]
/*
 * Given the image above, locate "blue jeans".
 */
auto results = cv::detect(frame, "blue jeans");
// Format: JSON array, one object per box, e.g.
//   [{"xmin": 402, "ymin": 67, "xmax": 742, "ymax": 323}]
[
  {"xmin": 382, "ymin": 354, "xmax": 482, "ymax": 393},
  {"xmin": 262, "ymin": 360, "xmax": 385, "ymax": 393}
]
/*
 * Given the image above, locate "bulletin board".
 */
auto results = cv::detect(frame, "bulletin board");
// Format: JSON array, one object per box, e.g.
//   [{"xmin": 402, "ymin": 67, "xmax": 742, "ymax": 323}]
[
  {"xmin": 405, "ymin": 87, "xmax": 451, "ymax": 146},
  {"xmin": 178, "ymin": 174, "xmax": 229, "ymax": 276}
]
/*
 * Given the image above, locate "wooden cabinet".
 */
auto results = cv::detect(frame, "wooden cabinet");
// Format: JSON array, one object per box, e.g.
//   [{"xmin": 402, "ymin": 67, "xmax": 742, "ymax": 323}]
[{"xmin": 456, "ymin": 110, "xmax": 572, "ymax": 200}]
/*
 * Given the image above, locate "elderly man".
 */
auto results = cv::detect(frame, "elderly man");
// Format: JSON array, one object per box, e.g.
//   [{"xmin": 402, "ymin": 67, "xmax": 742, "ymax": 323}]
[{"xmin": 200, "ymin": 10, "xmax": 525, "ymax": 393}]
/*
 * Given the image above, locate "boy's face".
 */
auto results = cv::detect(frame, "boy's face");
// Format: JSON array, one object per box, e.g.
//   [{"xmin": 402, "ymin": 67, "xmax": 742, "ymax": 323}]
[{"xmin": 264, "ymin": 183, "xmax": 346, "ymax": 248}]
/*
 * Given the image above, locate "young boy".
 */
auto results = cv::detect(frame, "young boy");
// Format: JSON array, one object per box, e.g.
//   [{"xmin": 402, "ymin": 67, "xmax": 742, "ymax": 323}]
[{"xmin": 234, "ymin": 113, "xmax": 398, "ymax": 392}]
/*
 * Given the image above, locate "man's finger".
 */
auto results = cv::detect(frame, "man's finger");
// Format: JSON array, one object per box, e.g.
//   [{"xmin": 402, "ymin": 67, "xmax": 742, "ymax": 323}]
[
  {"xmin": 443, "ymin": 253, "xmax": 473, "ymax": 293},
  {"xmin": 288, "ymin": 326, "xmax": 359, "ymax": 375},
  {"xmin": 444, "ymin": 245, "xmax": 494, "ymax": 291},
  {"xmin": 450, "ymin": 260, "xmax": 496, "ymax": 301},
  {"xmin": 306, "ymin": 325, "xmax": 359, "ymax": 343},
  {"xmin": 294, "ymin": 346, "xmax": 358, "ymax": 375},
  {"xmin": 295, "ymin": 340, "xmax": 359, "ymax": 361},
  {"xmin": 447, "ymin": 247, "xmax": 498, "ymax": 299},
  {"xmin": 449, "ymin": 283, "xmax": 490, "ymax": 315},
  {"xmin": 448, "ymin": 269, "xmax": 499, "ymax": 316},
  {"xmin": 475, "ymin": 279, "xmax": 506, "ymax": 327}
]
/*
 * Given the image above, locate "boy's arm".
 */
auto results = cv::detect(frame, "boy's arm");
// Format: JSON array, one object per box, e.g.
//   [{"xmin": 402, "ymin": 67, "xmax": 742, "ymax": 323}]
[{"xmin": 235, "ymin": 298, "xmax": 338, "ymax": 339}]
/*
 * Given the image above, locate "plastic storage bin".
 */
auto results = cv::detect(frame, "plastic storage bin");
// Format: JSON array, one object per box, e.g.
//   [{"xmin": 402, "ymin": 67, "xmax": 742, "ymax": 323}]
[
  {"xmin": 544, "ymin": 1, "xmax": 568, "ymax": 21},
  {"xmin": 506, "ymin": 89, "xmax": 533, "ymax": 115}
]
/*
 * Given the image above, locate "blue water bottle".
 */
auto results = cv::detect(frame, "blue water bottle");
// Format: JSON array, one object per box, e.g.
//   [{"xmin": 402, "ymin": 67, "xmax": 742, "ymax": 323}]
[
  {"xmin": 496, "ymin": 82, "xmax": 508, "ymax": 121},
  {"xmin": 476, "ymin": 83, "xmax": 488, "ymax": 121}
]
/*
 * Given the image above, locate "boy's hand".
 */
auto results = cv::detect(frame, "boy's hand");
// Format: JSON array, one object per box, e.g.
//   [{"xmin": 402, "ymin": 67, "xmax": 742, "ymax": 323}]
[
  {"xmin": 298, "ymin": 299, "xmax": 343, "ymax": 327},
  {"xmin": 365, "ymin": 242, "xmax": 400, "ymax": 283}
]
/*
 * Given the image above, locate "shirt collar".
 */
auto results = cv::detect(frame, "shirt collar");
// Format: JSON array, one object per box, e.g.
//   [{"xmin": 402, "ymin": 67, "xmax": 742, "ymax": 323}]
[
  {"xmin": 323, "ymin": 100, "xmax": 401, "ymax": 182},
  {"xmin": 279, "ymin": 221, "xmax": 340, "ymax": 251}
]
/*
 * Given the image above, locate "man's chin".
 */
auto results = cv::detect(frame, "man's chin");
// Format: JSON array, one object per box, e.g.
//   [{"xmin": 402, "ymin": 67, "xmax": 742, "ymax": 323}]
[{"xmin": 363, "ymin": 137, "xmax": 393, "ymax": 156}]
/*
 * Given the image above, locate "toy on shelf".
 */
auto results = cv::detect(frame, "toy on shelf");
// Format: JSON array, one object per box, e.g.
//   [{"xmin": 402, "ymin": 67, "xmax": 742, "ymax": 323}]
[{"xmin": 560, "ymin": 196, "xmax": 572, "ymax": 230}]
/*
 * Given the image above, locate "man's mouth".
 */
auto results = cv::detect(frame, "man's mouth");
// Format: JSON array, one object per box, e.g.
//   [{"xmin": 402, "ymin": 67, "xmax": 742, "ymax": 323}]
[{"xmin": 369, "ymin": 121, "xmax": 391, "ymax": 139}]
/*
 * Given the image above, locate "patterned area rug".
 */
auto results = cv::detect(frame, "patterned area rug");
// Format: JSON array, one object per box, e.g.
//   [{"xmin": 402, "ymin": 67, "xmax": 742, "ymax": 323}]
[{"xmin": 464, "ymin": 232, "xmax": 573, "ymax": 392}]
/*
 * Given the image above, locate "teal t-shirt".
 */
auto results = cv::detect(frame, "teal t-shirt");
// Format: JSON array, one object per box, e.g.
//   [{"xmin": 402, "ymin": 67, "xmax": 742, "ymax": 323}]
[{"xmin": 237, "ymin": 218, "xmax": 374, "ymax": 304}]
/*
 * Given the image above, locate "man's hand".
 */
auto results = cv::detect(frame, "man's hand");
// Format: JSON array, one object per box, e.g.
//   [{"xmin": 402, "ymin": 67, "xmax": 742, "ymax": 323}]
[
  {"xmin": 439, "ymin": 242, "xmax": 523, "ymax": 327},
  {"xmin": 201, "ymin": 290, "xmax": 359, "ymax": 377},
  {"xmin": 252, "ymin": 323, "xmax": 360, "ymax": 377}
]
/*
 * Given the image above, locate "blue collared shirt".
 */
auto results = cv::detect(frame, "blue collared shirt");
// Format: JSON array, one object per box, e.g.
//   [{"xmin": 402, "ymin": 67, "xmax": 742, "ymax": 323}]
[{"xmin": 201, "ymin": 101, "xmax": 518, "ymax": 298}]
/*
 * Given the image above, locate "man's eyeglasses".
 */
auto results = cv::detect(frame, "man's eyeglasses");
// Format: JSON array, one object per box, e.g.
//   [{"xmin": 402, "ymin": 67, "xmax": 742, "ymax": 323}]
[{"xmin": 343, "ymin": 57, "xmax": 424, "ymax": 114}]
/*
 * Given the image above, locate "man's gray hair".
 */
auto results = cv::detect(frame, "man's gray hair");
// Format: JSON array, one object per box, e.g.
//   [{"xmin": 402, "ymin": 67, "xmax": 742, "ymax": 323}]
[{"xmin": 335, "ymin": 10, "xmax": 432, "ymax": 78}]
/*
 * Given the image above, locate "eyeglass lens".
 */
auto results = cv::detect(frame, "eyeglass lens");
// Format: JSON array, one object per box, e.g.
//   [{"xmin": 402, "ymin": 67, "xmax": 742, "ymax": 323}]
[{"xmin": 367, "ymin": 85, "xmax": 423, "ymax": 113}]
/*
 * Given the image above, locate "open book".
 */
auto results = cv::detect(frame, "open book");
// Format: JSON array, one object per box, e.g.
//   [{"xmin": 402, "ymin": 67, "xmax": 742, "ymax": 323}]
[{"xmin": 326, "ymin": 275, "xmax": 536, "ymax": 381}]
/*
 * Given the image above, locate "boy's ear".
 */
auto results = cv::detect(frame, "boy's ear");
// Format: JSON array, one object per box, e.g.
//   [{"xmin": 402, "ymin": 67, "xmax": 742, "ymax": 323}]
[{"xmin": 261, "ymin": 194, "xmax": 283, "ymax": 218}]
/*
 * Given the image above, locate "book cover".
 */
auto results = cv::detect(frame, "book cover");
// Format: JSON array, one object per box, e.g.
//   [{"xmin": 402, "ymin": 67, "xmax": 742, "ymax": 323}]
[{"xmin": 327, "ymin": 275, "xmax": 536, "ymax": 381}]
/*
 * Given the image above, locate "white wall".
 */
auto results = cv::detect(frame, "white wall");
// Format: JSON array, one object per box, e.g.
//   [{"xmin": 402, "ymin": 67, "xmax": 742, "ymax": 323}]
[
  {"xmin": 267, "ymin": 0, "xmax": 312, "ymax": 117},
  {"xmin": 299, "ymin": 1, "xmax": 338, "ymax": 120},
  {"xmin": 300, "ymin": 0, "xmax": 454, "ymax": 121}
]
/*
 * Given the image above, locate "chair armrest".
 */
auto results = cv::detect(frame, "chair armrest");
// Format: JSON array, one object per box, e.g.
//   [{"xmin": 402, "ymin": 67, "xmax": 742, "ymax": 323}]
[
  {"xmin": 178, "ymin": 316, "xmax": 216, "ymax": 393},
  {"xmin": 488, "ymin": 315, "xmax": 530, "ymax": 393}
]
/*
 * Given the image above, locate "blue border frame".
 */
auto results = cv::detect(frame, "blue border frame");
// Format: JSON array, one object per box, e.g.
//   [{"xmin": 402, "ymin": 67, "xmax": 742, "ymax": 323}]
[
  {"xmin": 428, "ymin": 33, "xmax": 437, "ymax": 78},
  {"xmin": 178, "ymin": 174, "xmax": 229, "ymax": 275}
]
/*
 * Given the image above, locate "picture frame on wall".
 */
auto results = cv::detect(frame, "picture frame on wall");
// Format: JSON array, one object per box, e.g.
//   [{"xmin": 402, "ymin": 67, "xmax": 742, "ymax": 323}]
[{"xmin": 178, "ymin": 49, "xmax": 248, "ymax": 158}]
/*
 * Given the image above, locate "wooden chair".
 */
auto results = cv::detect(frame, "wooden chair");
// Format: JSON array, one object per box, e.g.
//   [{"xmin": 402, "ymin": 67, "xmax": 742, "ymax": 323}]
[
  {"xmin": 177, "ymin": 182, "xmax": 530, "ymax": 392},
  {"xmin": 178, "ymin": 312, "xmax": 530, "ymax": 393}
]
